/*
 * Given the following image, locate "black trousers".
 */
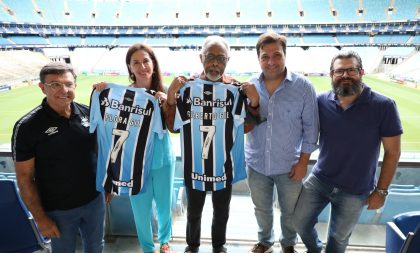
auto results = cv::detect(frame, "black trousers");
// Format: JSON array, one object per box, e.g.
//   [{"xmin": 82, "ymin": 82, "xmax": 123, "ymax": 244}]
[{"xmin": 185, "ymin": 185, "xmax": 232, "ymax": 251}]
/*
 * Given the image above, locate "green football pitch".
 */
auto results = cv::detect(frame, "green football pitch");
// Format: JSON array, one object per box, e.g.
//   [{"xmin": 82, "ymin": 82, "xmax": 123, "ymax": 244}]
[{"xmin": 1, "ymin": 74, "xmax": 419, "ymax": 152}]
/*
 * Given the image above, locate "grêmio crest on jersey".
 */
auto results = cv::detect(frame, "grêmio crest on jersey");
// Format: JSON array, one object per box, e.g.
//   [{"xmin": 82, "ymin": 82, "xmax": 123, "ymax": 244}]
[
  {"xmin": 174, "ymin": 79, "xmax": 246, "ymax": 191},
  {"xmin": 89, "ymin": 83, "xmax": 165, "ymax": 195}
]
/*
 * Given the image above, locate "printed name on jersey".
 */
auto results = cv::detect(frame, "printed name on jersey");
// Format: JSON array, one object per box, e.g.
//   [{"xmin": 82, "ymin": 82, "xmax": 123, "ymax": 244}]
[
  {"xmin": 104, "ymin": 113, "xmax": 145, "ymax": 127},
  {"xmin": 191, "ymin": 172, "xmax": 227, "ymax": 182},
  {"xmin": 101, "ymin": 97, "xmax": 152, "ymax": 116},
  {"xmin": 45, "ymin": 127, "xmax": 58, "ymax": 135},
  {"xmin": 186, "ymin": 96, "xmax": 233, "ymax": 120}
]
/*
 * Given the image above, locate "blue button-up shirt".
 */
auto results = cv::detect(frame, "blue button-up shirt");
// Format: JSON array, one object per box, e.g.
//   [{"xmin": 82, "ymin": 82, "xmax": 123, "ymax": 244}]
[{"xmin": 245, "ymin": 70, "xmax": 319, "ymax": 176}]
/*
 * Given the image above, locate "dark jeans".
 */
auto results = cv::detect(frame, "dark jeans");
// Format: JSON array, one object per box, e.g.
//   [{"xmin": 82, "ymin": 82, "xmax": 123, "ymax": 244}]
[{"xmin": 185, "ymin": 185, "xmax": 232, "ymax": 252}]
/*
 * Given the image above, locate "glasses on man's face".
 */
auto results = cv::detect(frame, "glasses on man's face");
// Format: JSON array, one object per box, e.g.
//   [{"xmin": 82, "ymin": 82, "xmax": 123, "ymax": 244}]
[
  {"xmin": 331, "ymin": 68, "xmax": 360, "ymax": 77},
  {"xmin": 44, "ymin": 82, "xmax": 76, "ymax": 90},
  {"xmin": 204, "ymin": 54, "xmax": 228, "ymax": 64}
]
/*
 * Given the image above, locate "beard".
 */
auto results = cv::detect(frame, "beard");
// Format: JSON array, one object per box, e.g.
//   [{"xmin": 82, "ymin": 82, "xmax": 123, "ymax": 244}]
[
  {"xmin": 204, "ymin": 68, "xmax": 223, "ymax": 82},
  {"xmin": 332, "ymin": 78, "xmax": 363, "ymax": 97}
]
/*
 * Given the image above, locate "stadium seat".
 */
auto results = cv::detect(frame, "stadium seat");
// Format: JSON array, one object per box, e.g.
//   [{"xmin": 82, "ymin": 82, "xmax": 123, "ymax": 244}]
[
  {"xmin": 390, "ymin": 184, "xmax": 416, "ymax": 189},
  {"xmin": 317, "ymin": 203, "xmax": 330, "ymax": 223},
  {"xmin": 358, "ymin": 206, "xmax": 381, "ymax": 224},
  {"xmin": 107, "ymin": 195, "xmax": 137, "ymax": 236},
  {"xmin": 172, "ymin": 177, "xmax": 186, "ymax": 216},
  {"xmin": 0, "ymin": 179, "xmax": 50, "ymax": 253},
  {"xmin": 386, "ymin": 211, "xmax": 420, "ymax": 253},
  {"xmin": 107, "ymin": 195, "xmax": 160, "ymax": 237},
  {"xmin": 378, "ymin": 192, "xmax": 420, "ymax": 224},
  {"xmin": 390, "ymin": 188, "xmax": 420, "ymax": 193}
]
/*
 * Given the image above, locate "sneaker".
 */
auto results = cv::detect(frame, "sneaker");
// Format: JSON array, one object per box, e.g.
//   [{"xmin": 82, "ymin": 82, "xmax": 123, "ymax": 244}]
[
  {"xmin": 160, "ymin": 243, "xmax": 170, "ymax": 253},
  {"xmin": 281, "ymin": 246, "xmax": 298, "ymax": 253},
  {"xmin": 249, "ymin": 243, "xmax": 273, "ymax": 253}
]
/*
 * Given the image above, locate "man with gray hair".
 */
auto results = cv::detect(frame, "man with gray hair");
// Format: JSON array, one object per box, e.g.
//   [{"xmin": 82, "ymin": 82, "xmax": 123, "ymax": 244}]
[
  {"xmin": 293, "ymin": 51, "xmax": 402, "ymax": 253},
  {"xmin": 166, "ymin": 36, "xmax": 260, "ymax": 253}
]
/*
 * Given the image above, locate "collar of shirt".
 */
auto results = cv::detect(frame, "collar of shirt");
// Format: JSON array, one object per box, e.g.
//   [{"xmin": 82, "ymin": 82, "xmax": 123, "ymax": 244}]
[
  {"xmin": 41, "ymin": 97, "xmax": 80, "ymax": 119},
  {"xmin": 257, "ymin": 68, "xmax": 293, "ymax": 96}
]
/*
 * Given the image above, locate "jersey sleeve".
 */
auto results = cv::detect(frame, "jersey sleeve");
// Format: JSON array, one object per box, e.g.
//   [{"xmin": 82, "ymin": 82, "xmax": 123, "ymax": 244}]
[
  {"xmin": 152, "ymin": 99, "xmax": 165, "ymax": 139},
  {"xmin": 233, "ymin": 88, "xmax": 246, "ymax": 127},
  {"xmin": 89, "ymin": 89, "xmax": 100, "ymax": 133},
  {"xmin": 174, "ymin": 88, "xmax": 191, "ymax": 131}
]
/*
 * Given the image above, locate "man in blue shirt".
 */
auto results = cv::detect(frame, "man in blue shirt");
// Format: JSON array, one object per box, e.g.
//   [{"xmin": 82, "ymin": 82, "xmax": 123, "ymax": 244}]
[
  {"xmin": 246, "ymin": 32, "xmax": 319, "ymax": 253},
  {"xmin": 293, "ymin": 51, "xmax": 403, "ymax": 253}
]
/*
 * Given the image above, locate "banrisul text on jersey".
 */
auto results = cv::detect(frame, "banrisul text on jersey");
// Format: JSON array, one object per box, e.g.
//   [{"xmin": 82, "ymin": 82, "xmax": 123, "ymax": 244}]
[
  {"xmin": 174, "ymin": 79, "xmax": 247, "ymax": 192},
  {"xmin": 89, "ymin": 83, "xmax": 165, "ymax": 195}
]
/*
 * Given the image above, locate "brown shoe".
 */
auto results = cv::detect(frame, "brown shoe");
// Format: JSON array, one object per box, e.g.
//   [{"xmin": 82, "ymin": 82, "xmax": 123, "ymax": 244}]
[
  {"xmin": 281, "ymin": 246, "xmax": 298, "ymax": 253},
  {"xmin": 249, "ymin": 243, "xmax": 273, "ymax": 253}
]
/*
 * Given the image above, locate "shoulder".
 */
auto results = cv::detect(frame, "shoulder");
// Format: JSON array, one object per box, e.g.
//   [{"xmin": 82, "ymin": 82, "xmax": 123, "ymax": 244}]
[
  {"xmin": 249, "ymin": 73, "xmax": 262, "ymax": 84},
  {"xmin": 12, "ymin": 105, "xmax": 45, "ymax": 140},
  {"xmin": 317, "ymin": 91, "xmax": 332, "ymax": 102},
  {"xmin": 14, "ymin": 105, "xmax": 44, "ymax": 129},
  {"xmin": 74, "ymin": 102, "xmax": 89, "ymax": 111},
  {"xmin": 369, "ymin": 89, "xmax": 395, "ymax": 104},
  {"xmin": 290, "ymin": 72, "xmax": 314, "ymax": 87},
  {"xmin": 73, "ymin": 102, "xmax": 90, "ymax": 117}
]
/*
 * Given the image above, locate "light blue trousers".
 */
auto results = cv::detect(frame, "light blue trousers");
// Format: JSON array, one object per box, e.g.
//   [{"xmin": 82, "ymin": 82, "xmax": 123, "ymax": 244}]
[{"xmin": 129, "ymin": 164, "xmax": 175, "ymax": 253}]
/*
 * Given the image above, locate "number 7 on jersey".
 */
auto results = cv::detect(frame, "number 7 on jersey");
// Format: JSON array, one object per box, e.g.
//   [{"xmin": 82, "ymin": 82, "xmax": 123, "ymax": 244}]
[{"xmin": 200, "ymin": 125, "xmax": 216, "ymax": 159}]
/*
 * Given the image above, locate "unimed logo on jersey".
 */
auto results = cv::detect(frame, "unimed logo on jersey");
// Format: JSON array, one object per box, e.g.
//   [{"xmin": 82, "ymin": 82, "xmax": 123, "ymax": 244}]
[
  {"xmin": 187, "ymin": 96, "xmax": 233, "ymax": 108},
  {"xmin": 101, "ymin": 97, "xmax": 152, "ymax": 116}
]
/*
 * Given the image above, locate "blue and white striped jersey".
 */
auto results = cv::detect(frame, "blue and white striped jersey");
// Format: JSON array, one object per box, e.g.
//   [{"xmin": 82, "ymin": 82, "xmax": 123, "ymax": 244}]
[
  {"xmin": 174, "ymin": 79, "xmax": 246, "ymax": 191},
  {"xmin": 90, "ymin": 83, "xmax": 164, "ymax": 195}
]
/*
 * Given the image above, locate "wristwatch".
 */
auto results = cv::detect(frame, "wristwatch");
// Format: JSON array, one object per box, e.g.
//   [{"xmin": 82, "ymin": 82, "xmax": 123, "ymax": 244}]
[{"xmin": 375, "ymin": 187, "xmax": 389, "ymax": 197}]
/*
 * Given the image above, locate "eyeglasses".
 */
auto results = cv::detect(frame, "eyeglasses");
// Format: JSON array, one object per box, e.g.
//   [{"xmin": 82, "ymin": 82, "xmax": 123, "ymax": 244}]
[
  {"xmin": 204, "ymin": 54, "xmax": 229, "ymax": 64},
  {"xmin": 331, "ymin": 68, "xmax": 360, "ymax": 77},
  {"xmin": 43, "ymin": 81, "xmax": 76, "ymax": 90}
]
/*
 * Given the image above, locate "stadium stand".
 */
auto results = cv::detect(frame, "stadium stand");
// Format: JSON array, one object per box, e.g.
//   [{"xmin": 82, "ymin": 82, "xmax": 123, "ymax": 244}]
[
  {"xmin": 0, "ymin": 0, "xmax": 418, "ymax": 83},
  {"xmin": 0, "ymin": 50, "xmax": 49, "ymax": 85}
]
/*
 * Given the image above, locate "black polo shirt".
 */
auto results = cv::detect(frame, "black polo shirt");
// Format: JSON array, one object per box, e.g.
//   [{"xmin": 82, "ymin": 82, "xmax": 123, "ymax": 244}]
[{"xmin": 12, "ymin": 98, "xmax": 99, "ymax": 211}]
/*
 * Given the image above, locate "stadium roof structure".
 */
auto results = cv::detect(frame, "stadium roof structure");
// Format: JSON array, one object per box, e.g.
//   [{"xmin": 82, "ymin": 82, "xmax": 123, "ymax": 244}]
[{"xmin": 0, "ymin": 0, "xmax": 419, "ymax": 49}]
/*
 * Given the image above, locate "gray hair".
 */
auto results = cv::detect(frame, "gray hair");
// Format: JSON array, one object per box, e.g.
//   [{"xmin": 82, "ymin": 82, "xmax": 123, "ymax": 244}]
[
  {"xmin": 201, "ymin": 36, "xmax": 230, "ymax": 56},
  {"xmin": 40, "ymin": 62, "xmax": 76, "ymax": 83}
]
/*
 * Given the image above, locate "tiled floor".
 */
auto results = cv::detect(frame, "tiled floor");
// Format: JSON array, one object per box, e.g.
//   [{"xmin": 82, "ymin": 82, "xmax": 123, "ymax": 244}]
[
  {"xmin": 98, "ymin": 237, "xmax": 386, "ymax": 253},
  {"xmin": 78, "ymin": 194, "xmax": 386, "ymax": 253}
]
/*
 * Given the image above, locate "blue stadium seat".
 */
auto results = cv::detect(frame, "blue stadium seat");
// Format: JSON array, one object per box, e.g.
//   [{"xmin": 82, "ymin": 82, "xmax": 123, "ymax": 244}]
[
  {"xmin": 390, "ymin": 184, "xmax": 416, "ymax": 189},
  {"xmin": 358, "ymin": 206, "xmax": 381, "ymax": 224},
  {"xmin": 0, "ymin": 179, "xmax": 50, "ymax": 253},
  {"xmin": 378, "ymin": 192, "xmax": 420, "ymax": 224},
  {"xmin": 386, "ymin": 211, "xmax": 420, "ymax": 253},
  {"xmin": 172, "ymin": 177, "xmax": 186, "ymax": 216},
  {"xmin": 107, "ymin": 195, "xmax": 137, "ymax": 236},
  {"xmin": 318, "ymin": 203, "xmax": 330, "ymax": 223},
  {"xmin": 390, "ymin": 188, "xmax": 420, "ymax": 193}
]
